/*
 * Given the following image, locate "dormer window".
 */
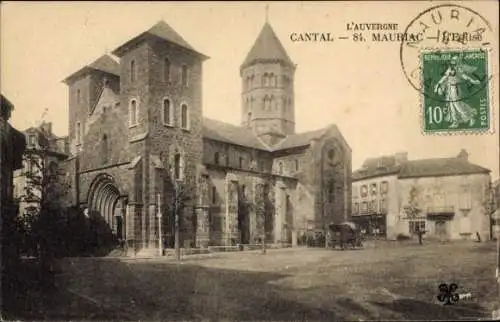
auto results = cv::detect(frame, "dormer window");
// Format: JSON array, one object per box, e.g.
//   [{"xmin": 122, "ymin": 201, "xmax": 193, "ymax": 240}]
[
  {"xmin": 181, "ymin": 65, "xmax": 189, "ymax": 87},
  {"xmin": 130, "ymin": 60, "xmax": 136, "ymax": 83}
]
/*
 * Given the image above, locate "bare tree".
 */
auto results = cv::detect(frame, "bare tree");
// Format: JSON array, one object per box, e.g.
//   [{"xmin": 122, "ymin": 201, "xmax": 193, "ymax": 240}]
[{"xmin": 167, "ymin": 180, "xmax": 193, "ymax": 260}]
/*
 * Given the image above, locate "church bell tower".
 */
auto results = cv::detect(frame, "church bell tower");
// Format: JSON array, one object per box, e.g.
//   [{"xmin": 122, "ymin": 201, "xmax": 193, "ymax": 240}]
[{"xmin": 240, "ymin": 15, "xmax": 296, "ymax": 146}]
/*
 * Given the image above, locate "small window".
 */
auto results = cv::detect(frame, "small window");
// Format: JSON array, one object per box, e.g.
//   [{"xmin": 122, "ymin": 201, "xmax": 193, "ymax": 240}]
[
  {"xmin": 76, "ymin": 89, "xmax": 81, "ymax": 104},
  {"xmin": 163, "ymin": 58, "xmax": 171, "ymax": 82},
  {"xmin": 181, "ymin": 65, "xmax": 189, "ymax": 87},
  {"xmin": 409, "ymin": 221, "xmax": 426, "ymax": 234},
  {"xmin": 370, "ymin": 183, "xmax": 378, "ymax": 196},
  {"xmin": 261, "ymin": 74, "xmax": 267, "ymax": 87},
  {"xmin": 76, "ymin": 122, "xmax": 82, "ymax": 145},
  {"xmin": 162, "ymin": 99, "xmax": 172, "ymax": 126},
  {"xmin": 327, "ymin": 149, "xmax": 335, "ymax": 160},
  {"xmin": 129, "ymin": 99, "xmax": 138, "ymax": 126},
  {"xmin": 130, "ymin": 60, "xmax": 136, "ymax": 82},
  {"xmin": 214, "ymin": 152, "xmax": 220, "ymax": 165},
  {"xmin": 278, "ymin": 161, "xmax": 284, "ymax": 175},
  {"xmin": 174, "ymin": 154, "xmax": 182, "ymax": 180},
  {"xmin": 369, "ymin": 200, "xmax": 377, "ymax": 212},
  {"xmin": 239, "ymin": 157, "xmax": 244, "ymax": 169},
  {"xmin": 360, "ymin": 185, "xmax": 368, "ymax": 198},
  {"xmin": 212, "ymin": 186, "xmax": 217, "ymax": 204},
  {"xmin": 28, "ymin": 134, "xmax": 37, "ymax": 146},
  {"xmin": 180, "ymin": 103, "xmax": 189, "ymax": 129}
]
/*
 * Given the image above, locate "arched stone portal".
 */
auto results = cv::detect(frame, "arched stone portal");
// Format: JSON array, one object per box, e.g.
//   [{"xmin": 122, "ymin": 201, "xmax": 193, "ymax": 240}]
[{"xmin": 87, "ymin": 174, "xmax": 125, "ymax": 240}]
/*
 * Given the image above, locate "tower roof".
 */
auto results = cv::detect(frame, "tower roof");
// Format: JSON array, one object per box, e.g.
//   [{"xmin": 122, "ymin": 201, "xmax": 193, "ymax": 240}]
[
  {"xmin": 112, "ymin": 20, "xmax": 208, "ymax": 59},
  {"xmin": 241, "ymin": 22, "xmax": 293, "ymax": 69},
  {"xmin": 63, "ymin": 54, "xmax": 120, "ymax": 84}
]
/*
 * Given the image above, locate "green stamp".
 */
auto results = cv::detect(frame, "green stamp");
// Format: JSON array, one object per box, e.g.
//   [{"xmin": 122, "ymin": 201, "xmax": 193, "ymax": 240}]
[{"xmin": 421, "ymin": 49, "xmax": 490, "ymax": 133}]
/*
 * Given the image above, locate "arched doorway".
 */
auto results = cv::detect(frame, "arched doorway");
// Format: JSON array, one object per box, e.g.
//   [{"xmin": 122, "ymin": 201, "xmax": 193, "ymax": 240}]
[{"xmin": 87, "ymin": 174, "xmax": 124, "ymax": 241}]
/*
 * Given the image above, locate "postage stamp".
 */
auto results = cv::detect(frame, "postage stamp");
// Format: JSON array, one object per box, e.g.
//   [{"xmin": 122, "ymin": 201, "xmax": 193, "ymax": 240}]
[
  {"xmin": 399, "ymin": 4, "xmax": 495, "ymax": 135},
  {"xmin": 420, "ymin": 48, "xmax": 491, "ymax": 134}
]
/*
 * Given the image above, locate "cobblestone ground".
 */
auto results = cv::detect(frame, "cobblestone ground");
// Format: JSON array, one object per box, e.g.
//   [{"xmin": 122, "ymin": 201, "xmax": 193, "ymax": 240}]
[{"xmin": 7, "ymin": 241, "xmax": 499, "ymax": 321}]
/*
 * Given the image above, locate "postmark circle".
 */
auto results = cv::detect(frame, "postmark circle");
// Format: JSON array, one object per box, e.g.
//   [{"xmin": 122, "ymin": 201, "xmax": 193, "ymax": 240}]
[{"xmin": 400, "ymin": 4, "xmax": 494, "ymax": 103}]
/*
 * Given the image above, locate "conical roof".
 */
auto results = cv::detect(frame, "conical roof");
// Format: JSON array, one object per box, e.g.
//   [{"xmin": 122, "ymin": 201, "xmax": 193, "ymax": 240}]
[{"xmin": 241, "ymin": 22, "xmax": 293, "ymax": 69}]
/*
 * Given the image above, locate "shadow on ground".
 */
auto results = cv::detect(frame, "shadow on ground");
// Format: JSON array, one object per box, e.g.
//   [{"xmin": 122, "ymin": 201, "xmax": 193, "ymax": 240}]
[
  {"xmin": 3, "ymin": 243, "xmax": 495, "ymax": 321},
  {"xmin": 4, "ymin": 258, "xmax": 341, "ymax": 321}
]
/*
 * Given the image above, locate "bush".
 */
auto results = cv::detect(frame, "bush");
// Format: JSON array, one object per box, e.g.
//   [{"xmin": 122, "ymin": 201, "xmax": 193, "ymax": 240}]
[
  {"xmin": 15, "ymin": 206, "xmax": 118, "ymax": 258},
  {"xmin": 396, "ymin": 233, "xmax": 411, "ymax": 241}
]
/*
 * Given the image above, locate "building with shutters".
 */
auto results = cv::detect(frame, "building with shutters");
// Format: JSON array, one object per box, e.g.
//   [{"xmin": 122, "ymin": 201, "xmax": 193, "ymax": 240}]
[
  {"xmin": 352, "ymin": 150, "xmax": 492, "ymax": 241},
  {"xmin": 61, "ymin": 19, "xmax": 352, "ymax": 256},
  {"xmin": 12, "ymin": 122, "xmax": 69, "ymax": 217}
]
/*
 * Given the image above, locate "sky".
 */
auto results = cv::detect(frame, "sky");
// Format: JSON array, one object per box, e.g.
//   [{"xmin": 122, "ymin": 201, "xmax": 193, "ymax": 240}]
[{"xmin": 1, "ymin": 1, "xmax": 499, "ymax": 179}]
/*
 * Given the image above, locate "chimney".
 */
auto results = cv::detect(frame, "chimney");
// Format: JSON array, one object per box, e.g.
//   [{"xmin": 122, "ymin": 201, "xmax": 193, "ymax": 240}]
[
  {"xmin": 394, "ymin": 152, "xmax": 408, "ymax": 165},
  {"xmin": 41, "ymin": 122, "xmax": 52, "ymax": 135},
  {"xmin": 457, "ymin": 149, "xmax": 469, "ymax": 161}
]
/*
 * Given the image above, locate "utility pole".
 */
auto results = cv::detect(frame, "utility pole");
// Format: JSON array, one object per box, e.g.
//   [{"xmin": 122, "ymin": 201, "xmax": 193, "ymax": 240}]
[{"xmin": 157, "ymin": 193, "xmax": 163, "ymax": 256}]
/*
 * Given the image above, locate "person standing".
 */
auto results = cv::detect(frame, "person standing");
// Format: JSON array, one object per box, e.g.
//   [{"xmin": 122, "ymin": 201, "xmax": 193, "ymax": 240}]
[{"xmin": 416, "ymin": 226, "xmax": 424, "ymax": 245}]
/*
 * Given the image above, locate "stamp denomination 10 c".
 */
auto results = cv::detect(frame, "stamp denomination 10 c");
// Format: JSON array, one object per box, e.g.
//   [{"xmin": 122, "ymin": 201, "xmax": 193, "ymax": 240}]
[{"xmin": 421, "ymin": 49, "xmax": 490, "ymax": 134}]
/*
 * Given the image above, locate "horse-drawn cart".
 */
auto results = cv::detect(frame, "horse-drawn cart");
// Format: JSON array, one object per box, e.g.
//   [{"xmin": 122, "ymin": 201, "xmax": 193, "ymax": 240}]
[{"xmin": 328, "ymin": 221, "xmax": 363, "ymax": 250}]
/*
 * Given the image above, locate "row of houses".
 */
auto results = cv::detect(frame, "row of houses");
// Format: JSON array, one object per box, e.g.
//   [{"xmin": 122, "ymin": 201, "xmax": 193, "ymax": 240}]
[{"xmin": 352, "ymin": 150, "xmax": 498, "ymax": 241}]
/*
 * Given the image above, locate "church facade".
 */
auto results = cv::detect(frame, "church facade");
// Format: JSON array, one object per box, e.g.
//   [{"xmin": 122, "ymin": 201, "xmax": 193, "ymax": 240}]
[{"xmin": 62, "ymin": 20, "xmax": 351, "ymax": 256}]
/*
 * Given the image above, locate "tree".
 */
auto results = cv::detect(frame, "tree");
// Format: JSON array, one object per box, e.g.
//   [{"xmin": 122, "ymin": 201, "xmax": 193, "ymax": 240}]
[
  {"xmin": 16, "ymin": 131, "xmax": 70, "ymax": 281},
  {"xmin": 167, "ymin": 179, "xmax": 193, "ymax": 260}
]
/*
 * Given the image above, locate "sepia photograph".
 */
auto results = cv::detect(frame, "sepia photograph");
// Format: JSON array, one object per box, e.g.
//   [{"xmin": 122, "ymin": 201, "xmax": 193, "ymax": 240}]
[{"xmin": 1, "ymin": 1, "xmax": 499, "ymax": 320}]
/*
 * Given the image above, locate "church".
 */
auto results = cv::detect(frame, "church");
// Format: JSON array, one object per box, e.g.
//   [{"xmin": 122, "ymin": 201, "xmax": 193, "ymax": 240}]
[{"xmin": 61, "ymin": 18, "xmax": 352, "ymax": 256}]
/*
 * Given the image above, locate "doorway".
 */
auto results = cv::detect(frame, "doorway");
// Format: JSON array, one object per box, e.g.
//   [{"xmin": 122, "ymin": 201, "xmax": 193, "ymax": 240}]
[{"xmin": 435, "ymin": 220, "xmax": 448, "ymax": 241}]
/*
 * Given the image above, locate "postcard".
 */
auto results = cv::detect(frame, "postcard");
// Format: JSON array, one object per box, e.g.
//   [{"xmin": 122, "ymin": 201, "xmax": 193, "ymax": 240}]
[{"xmin": 1, "ymin": 1, "xmax": 499, "ymax": 321}]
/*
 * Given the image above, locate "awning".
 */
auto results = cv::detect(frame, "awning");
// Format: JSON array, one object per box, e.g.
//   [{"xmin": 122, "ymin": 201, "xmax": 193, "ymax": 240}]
[{"xmin": 427, "ymin": 213, "xmax": 454, "ymax": 221}]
